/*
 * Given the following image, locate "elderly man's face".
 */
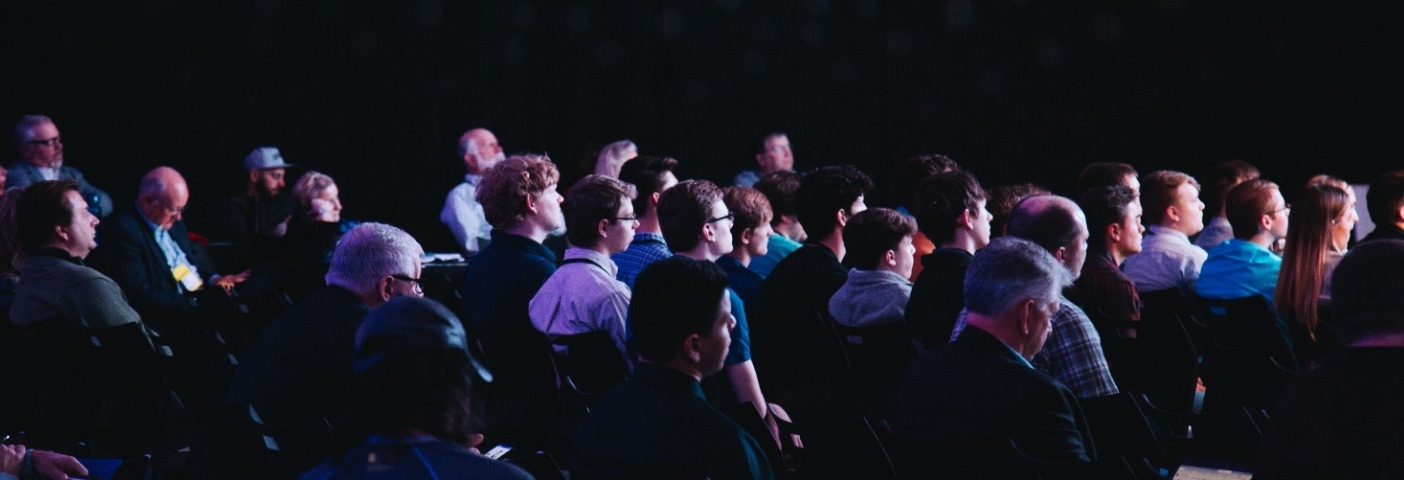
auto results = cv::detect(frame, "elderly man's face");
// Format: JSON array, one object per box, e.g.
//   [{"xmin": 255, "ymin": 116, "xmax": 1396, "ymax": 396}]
[
  {"xmin": 143, "ymin": 184, "xmax": 189, "ymax": 230},
  {"xmin": 20, "ymin": 122, "xmax": 63, "ymax": 168},
  {"xmin": 465, "ymin": 129, "xmax": 506, "ymax": 174}
]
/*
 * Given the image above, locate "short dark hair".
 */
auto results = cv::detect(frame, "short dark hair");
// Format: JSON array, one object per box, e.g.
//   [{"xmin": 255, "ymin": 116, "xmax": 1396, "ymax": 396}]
[
  {"xmin": 618, "ymin": 155, "xmax": 678, "ymax": 215},
  {"xmin": 912, "ymin": 170, "xmax": 986, "ymax": 243},
  {"xmin": 15, "ymin": 180, "xmax": 81, "ymax": 253},
  {"xmin": 1202, "ymin": 160, "xmax": 1260, "ymax": 217},
  {"xmin": 796, "ymin": 165, "xmax": 874, "ymax": 241},
  {"xmin": 477, "ymin": 154, "xmax": 560, "ymax": 228},
  {"xmin": 891, "ymin": 154, "xmax": 959, "ymax": 208},
  {"xmin": 987, "ymin": 183, "xmax": 1049, "ymax": 239},
  {"xmin": 1076, "ymin": 162, "xmax": 1138, "ymax": 197},
  {"xmin": 1331, "ymin": 239, "xmax": 1404, "ymax": 344},
  {"xmin": 566, "ymin": 175, "xmax": 637, "ymax": 247},
  {"xmin": 1225, "ymin": 178, "xmax": 1279, "ymax": 240},
  {"xmin": 1006, "ymin": 195, "xmax": 1083, "ymax": 253},
  {"xmin": 631, "ymin": 257, "xmax": 730, "ymax": 363},
  {"xmin": 723, "ymin": 187, "xmax": 772, "ymax": 249},
  {"xmin": 843, "ymin": 208, "xmax": 917, "ymax": 270},
  {"xmin": 658, "ymin": 180, "xmax": 723, "ymax": 253},
  {"xmin": 755, "ymin": 171, "xmax": 801, "ymax": 224},
  {"xmin": 1141, "ymin": 170, "xmax": 1200, "ymax": 226},
  {"xmin": 1078, "ymin": 185, "xmax": 1137, "ymax": 250},
  {"xmin": 1368, "ymin": 170, "xmax": 1404, "ymax": 228}
]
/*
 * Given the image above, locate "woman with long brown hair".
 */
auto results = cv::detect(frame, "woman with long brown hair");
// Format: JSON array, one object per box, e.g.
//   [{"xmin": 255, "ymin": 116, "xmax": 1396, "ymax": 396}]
[{"xmin": 1275, "ymin": 177, "xmax": 1357, "ymax": 363}]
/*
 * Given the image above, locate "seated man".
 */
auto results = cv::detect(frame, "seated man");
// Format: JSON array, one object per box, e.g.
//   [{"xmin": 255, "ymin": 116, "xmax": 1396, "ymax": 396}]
[
  {"xmin": 747, "ymin": 171, "xmax": 806, "ymax": 278},
  {"xmin": 568, "ymin": 256, "xmax": 774, "ymax": 479},
  {"xmin": 611, "ymin": 155, "xmax": 679, "ymax": 289},
  {"xmin": 906, "ymin": 170, "xmax": 991, "ymax": 349},
  {"xmin": 219, "ymin": 147, "xmax": 295, "ymax": 269},
  {"xmin": 889, "ymin": 153, "xmax": 959, "ymax": 281},
  {"xmin": 529, "ymin": 175, "xmax": 636, "ymax": 364},
  {"xmin": 896, "ymin": 237, "xmax": 1092, "ymax": 463},
  {"xmin": 732, "ymin": 131, "xmax": 793, "ymax": 188},
  {"xmin": 1196, "ymin": 178, "xmax": 1288, "ymax": 304},
  {"xmin": 1362, "ymin": 169, "xmax": 1404, "ymax": 243},
  {"xmin": 440, "ymin": 128, "xmax": 505, "ymax": 256},
  {"xmin": 718, "ymin": 186, "xmax": 773, "ymax": 306},
  {"xmin": 1256, "ymin": 239, "xmax": 1404, "ymax": 477},
  {"xmin": 1122, "ymin": 170, "xmax": 1207, "ymax": 292},
  {"xmin": 1075, "ymin": 162, "xmax": 1139, "ymax": 198},
  {"xmin": 829, "ymin": 208, "xmax": 918, "ymax": 330},
  {"xmin": 1195, "ymin": 160, "xmax": 1260, "ymax": 250},
  {"xmin": 7, "ymin": 115, "xmax": 113, "ymax": 217},
  {"xmin": 225, "ymin": 223, "xmax": 424, "ymax": 474},
  {"xmin": 299, "ymin": 297, "xmax": 531, "ymax": 480},
  {"xmin": 1070, "ymin": 185, "xmax": 1144, "ymax": 335}
]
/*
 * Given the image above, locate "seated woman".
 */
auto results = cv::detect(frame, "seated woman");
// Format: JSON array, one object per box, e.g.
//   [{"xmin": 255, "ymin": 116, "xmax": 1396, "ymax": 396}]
[
  {"xmin": 300, "ymin": 296, "xmax": 532, "ymax": 479},
  {"xmin": 1276, "ymin": 178, "xmax": 1357, "ymax": 365},
  {"xmin": 282, "ymin": 171, "xmax": 358, "ymax": 300}
]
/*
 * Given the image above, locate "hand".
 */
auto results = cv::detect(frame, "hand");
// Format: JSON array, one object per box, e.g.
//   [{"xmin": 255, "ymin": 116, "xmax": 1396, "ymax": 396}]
[
  {"xmin": 465, "ymin": 433, "xmax": 485, "ymax": 455},
  {"xmin": 0, "ymin": 444, "xmax": 23, "ymax": 475},
  {"xmin": 32, "ymin": 449, "xmax": 89, "ymax": 480},
  {"xmin": 211, "ymin": 269, "xmax": 251, "ymax": 294},
  {"xmin": 310, "ymin": 199, "xmax": 340, "ymax": 223}
]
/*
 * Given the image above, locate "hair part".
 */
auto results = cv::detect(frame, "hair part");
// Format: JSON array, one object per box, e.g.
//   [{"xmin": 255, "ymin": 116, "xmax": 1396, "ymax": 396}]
[
  {"xmin": 843, "ymin": 208, "xmax": 917, "ymax": 270},
  {"xmin": 1225, "ymin": 178, "xmax": 1280, "ymax": 240},
  {"xmin": 658, "ymin": 179, "xmax": 723, "ymax": 253},
  {"xmin": 1140, "ymin": 170, "xmax": 1200, "ymax": 226}
]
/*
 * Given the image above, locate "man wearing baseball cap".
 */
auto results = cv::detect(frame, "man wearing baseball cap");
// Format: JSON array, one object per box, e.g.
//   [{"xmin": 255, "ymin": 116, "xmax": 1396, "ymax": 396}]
[{"xmin": 219, "ymin": 146, "xmax": 296, "ymax": 268}]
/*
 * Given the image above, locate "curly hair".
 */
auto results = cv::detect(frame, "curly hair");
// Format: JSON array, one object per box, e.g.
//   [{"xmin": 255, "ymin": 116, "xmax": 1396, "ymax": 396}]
[{"xmin": 476, "ymin": 154, "xmax": 560, "ymax": 228}]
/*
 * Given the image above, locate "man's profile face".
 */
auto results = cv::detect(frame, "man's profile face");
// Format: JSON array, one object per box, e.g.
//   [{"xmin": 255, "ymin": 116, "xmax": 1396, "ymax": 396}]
[
  {"xmin": 604, "ymin": 198, "xmax": 638, "ymax": 255},
  {"xmin": 145, "ymin": 186, "xmax": 189, "ymax": 230},
  {"xmin": 1114, "ymin": 200, "xmax": 1145, "ymax": 257},
  {"xmin": 253, "ymin": 168, "xmax": 287, "ymax": 197},
  {"xmin": 536, "ymin": 183, "xmax": 565, "ymax": 232},
  {"xmin": 1267, "ymin": 188, "xmax": 1290, "ymax": 240},
  {"xmin": 61, "ymin": 190, "xmax": 100, "ymax": 258},
  {"xmin": 972, "ymin": 199, "xmax": 993, "ymax": 249},
  {"xmin": 707, "ymin": 198, "xmax": 734, "ymax": 256},
  {"xmin": 1024, "ymin": 296, "xmax": 1059, "ymax": 359},
  {"xmin": 1065, "ymin": 212, "xmax": 1090, "ymax": 280},
  {"xmin": 1175, "ymin": 182, "xmax": 1206, "ymax": 235},
  {"xmin": 698, "ymin": 291, "xmax": 735, "ymax": 376},
  {"xmin": 20, "ymin": 122, "xmax": 63, "ymax": 168}
]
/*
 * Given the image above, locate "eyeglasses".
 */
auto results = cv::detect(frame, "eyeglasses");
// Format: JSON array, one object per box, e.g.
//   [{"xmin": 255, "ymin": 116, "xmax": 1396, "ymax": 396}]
[
  {"xmin": 390, "ymin": 274, "xmax": 423, "ymax": 294},
  {"xmin": 612, "ymin": 215, "xmax": 639, "ymax": 223},
  {"xmin": 706, "ymin": 212, "xmax": 735, "ymax": 224},
  {"xmin": 1269, "ymin": 203, "xmax": 1292, "ymax": 215},
  {"xmin": 27, "ymin": 136, "xmax": 61, "ymax": 147}
]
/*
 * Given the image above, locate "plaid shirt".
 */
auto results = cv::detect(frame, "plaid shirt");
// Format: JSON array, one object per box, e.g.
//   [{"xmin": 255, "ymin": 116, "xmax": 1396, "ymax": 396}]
[
  {"xmin": 611, "ymin": 233, "xmax": 672, "ymax": 290},
  {"xmin": 951, "ymin": 296, "xmax": 1119, "ymax": 398}
]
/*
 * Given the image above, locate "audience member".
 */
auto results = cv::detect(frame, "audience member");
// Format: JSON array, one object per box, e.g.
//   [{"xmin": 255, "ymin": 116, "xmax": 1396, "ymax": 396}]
[
  {"xmin": 1122, "ymin": 170, "xmax": 1207, "ymax": 292},
  {"xmin": 987, "ymin": 183, "xmax": 1049, "ymax": 238},
  {"xmin": 1195, "ymin": 160, "xmax": 1261, "ymax": 249},
  {"xmin": 718, "ymin": 186, "xmax": 773, "ymax": 306},
  {"xmin": 1256, "ymin": 239, "xmax": 1404, "ymax": 478},
  {"xmin": 226, "ymin": 222, "xmax": 425, "ymax": 474},
  {"xmin": 529, "ymin": 175, "xmax": 636, "ymax": 362},
  {"xmin": 611, "ymin": 155, "xmax": 679, "ymax": 288},
  {"xmin": 950, "ymin": 195, "xmax": 1119, "ymax": 399},
  {"xmin": 7, "ymin": 115, "xmax": 113, "ymax": 218},
  {"xmin": 459, "ymin": 154, "xmax": 564, "ymax": 449},
  {"xmin": 1196, "ymin": 178, "xmax": 1288, "ymax": 303},
  {"xmin": 1075, "ymin": 162, "xmax": 1139, "ymax": 197},
  {"xmin": 906, "ymin": 170, "xmax": 991, "ymax": 349},
  {"xmin": 895, "ymin": 237, "xmax": 1091, "ymax": 462},
  {"xmin": 281, "ymin": 170, "xmax": 356, "ymax": 300},
  {"xmin": 733, "ymin": 131, "xmax": 793, "ymax": 188},
  {"xmin": 755, "ymin": 165, "xmax": 873, "ymax": 421},
  {"xmin": 1070, "ymin": 185, "xmax": 1144, "ymax": 336},
  {"xmin": 890, "ymin": 154, "xmax": 959, "ymax": 280},
  {"xmin": 219, "ymin": 146, "xmax": 295, "ymax": 268},
  {"xmin": 592, "ymin": 139, "xmax": 638, "ymax": 178},
  {"xmin": 829, "ymin": 208, "xmax": 917, "ymax": 329},
  {"xmin": 441, "ymin": 128, "xmax": 506, "ymax": 256},
  {"xmin": 1363, "ymin": 169, "xmax": 1404, "ymax": 243},
  {"xmin": 568, "ymin": 257, "xmax": 774, "ymax": 479},
  {"xmin": 1276, "ymin": 181, "xmax": 1355, "ymax": 364},
  {"xmin": 300, "ymin": 297, "xmax": 532, "ymax": 480},
  {"xmin": 747, "ymin": 171, "xmax": 806, "ymax": 278}
]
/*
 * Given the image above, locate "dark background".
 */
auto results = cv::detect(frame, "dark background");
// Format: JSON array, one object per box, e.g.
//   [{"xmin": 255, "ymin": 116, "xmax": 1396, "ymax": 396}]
[{"xmin": 5, "ymin": 0, "xmax": 1399, "ymax": 252}]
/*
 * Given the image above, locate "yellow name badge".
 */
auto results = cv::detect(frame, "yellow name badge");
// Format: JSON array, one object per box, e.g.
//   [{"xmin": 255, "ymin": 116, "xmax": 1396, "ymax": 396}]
[{"xmin": 172, "ymin": 263, "xmax": 204, "ymax": 292}]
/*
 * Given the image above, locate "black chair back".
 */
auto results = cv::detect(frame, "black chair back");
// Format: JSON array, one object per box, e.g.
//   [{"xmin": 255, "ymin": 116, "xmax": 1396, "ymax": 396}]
[{"xmin": 1192, "ymin": 295, "xmax": 1297, "ymax": 411}]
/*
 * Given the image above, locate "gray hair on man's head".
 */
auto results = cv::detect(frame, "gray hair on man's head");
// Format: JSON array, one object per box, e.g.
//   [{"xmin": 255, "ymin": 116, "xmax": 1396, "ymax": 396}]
[
  {"xmin": 594, "ymin": 139, "xmax": 638, "ymax": 177},
  {"xmin": 326, "ymin": 223, "xmax": 424, "ymax": 298},
  {"xmin": 964, "ymin": 237, "xmax": 1073, "ymax": 317},
  {"xmin": 13, "ymin": 114, "xmax": 55, "ymax": 145}
]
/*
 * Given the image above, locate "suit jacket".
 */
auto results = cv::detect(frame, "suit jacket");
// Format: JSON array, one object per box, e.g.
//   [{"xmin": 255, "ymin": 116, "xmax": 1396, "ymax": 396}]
[
  {"xmin": 894, "ymin": 326, "xmax": 1093, "ymax": 463},
  {"xmin": 6, "ymin": 161, "xmax": 114, "ymax": 217},
  {"xmin": 90, "ymin": 208, "xmax": 217, "ymax": 329}
]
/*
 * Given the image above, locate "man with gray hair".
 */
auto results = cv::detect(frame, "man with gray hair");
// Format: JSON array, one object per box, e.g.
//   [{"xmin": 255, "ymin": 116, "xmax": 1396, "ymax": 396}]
[
  {"xmin": 224, "ymin": 222, "xmax": 424, "ymax": 474},
  {"xmin": 593, "ymin": 139, "xmax": 638, "ymax": 178},
  {"xmin": 8, "ymin": 114, "xmax": 114, "ymax": 217},
  {"xmin": 440, "ymin": 127, "xmax": 506, "ymax": 255},
  {"xmin": 895, "ymin": 237, "xmax": 1093, "ymax": 464}
]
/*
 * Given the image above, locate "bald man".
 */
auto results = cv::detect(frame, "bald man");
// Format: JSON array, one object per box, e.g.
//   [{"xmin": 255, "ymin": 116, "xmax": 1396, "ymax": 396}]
[{"xmin": 441, "ymin": 128, "xmax": 506, "ymax": 255}]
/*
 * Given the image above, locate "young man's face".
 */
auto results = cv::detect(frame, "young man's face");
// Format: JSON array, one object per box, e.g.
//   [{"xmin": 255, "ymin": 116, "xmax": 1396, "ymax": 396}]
[
  {"xmin": 535, "ymin": 183, "xmax": 566, "ymax": 232},
  {"xmin": 697, "ymin": 291, "xmax": 736, "ymax": 377},
  {"xmin": 604, "ymin": 197, "xmax": 638, "ymax": 254},
  {"xmin": 1113, "ymin": 200, "xmax": 1145, "ymax": 257},
  {"xmin": 1173, "ymin": 182, "xmax": 1206, "ymax": 235},
  {"xmin": 706, "ymin": 198, "xmax": 734, "ymax": 256},
  {"xmin": 971, "ymin": 199, "xmax": 993, "ymax": 249},
  {"xmin": 892, "ymin": 234, "xmax": 917, "ymax": 279},
  {"xmin": 746, "ymin": 216, "xmax": 774, "ymax": 258}
]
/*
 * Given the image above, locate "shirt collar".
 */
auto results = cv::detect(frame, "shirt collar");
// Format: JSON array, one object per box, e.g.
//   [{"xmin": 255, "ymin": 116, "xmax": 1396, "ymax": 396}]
[
  {"xmin": 463, "ymin": 173, "xmax": 481, "ymax": 185},
  {"xmin": 564, "ymin": 246, "xmax": 619, "ymax": 277},
  {"xmin": 1147, "ymin": 224, "xmax": 1190, "ymax": 242}
]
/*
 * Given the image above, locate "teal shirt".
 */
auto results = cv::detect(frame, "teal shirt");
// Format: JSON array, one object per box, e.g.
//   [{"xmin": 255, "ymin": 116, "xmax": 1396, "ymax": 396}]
[
  {"xmin": 1196, "ymin": 239, "xmax": 1282, "ymax": 304},
  {"xmin": 747, "ymin": 234, "xmax": 802, "ymax": 279}
]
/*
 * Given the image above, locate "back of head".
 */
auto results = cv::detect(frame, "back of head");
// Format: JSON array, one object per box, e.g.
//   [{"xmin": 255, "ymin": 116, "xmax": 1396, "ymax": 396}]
[
  {"xmin": 891, "ymin": 154, "xmax": 959, "ymax": 208},
  {"xmin": 754, "ymin": 170, "xmax": 802, "ymax": 223},
  {"xmin": 595, "ymin": 139, "xmax": 638, "ymax": 176},
  {"xmin": 1077, "ymin": 185, "xmax": 1137, "ymax": 250},
  {"xmin": 1076, "ymin": 162, "xmax": 1138, "ymax": 197},
  {"xmin": 912, "ymin": 170, "xmax": 985, "ymax": 243},
  {"xmin": 657, "ymin": 179, "xmax": 722, "ymax": 253},
  {"xmin": 795, "ymin": 165, "xmax": 874, "ymax": 240},
  {"xmin": 326, "ymin": 223, "xmax": 424, "ymax": 298},
  {"xmin": 1368, "ymin": 169, "xmax": 1404, "ymax": 228},
  {"xmin": 987, "ymin": 183, "xmax": 1049, "ymax": 238},
  {"xmin": 723, "ymin": 186, "xmax": 772, "ymax": 247},
  {"xmin": 1331, "ymin": 239, "xmax": 1404, "ymax": 344},
  {"xmin": 843, "ymin": 208, "xmax": 917, "ymax": 270},
  {"xmin": 1225, "ymin": 178, "xmax": 1279, "ymax": 240},
  {"xmin": 1141, "ymin": 170, "xmax": 1199, "ymax": 226},
  {"xmin": 630, "ymin": 256, "xmax": 730, "ymax": 363},
  {"xmin": 349, "ymin": 296, "xmax": 476, "ymax": 443},
  {"xmin": 1203, "ymin": 160, "xmax": 1260, "ymax": 216},
  {"xmin": 618, "ymin": 155, "xmax": 678, "ymax": 215},
  {"xmin": 965, "ymin": 237, "xmax": 1073, "ymax": 317},
  {"xmin": 477, "ymin": 154, "xmax": 560, "ymax": 229},
  {"xmin": 1006, "ymin": 194, "xmax": 1082, "ymax": 254},
  {"xmin": 565, "ymin": 175, "xmax": 637, "ymax": 247},
  {"xmin": 15, "ymin": 179, "xmax": 80, "ymax": 253}
]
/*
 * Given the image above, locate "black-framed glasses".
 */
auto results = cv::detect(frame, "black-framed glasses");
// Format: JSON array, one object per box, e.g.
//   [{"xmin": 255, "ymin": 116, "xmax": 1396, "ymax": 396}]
[
  {"xmin": 390, "ymin": 274, "xmax": 423, "ymax": 293},
  {"xmin": 612, "ymin": 215, "xmax": 639, "ymax": 223},
  {"xmin": 706, "ymin": 212, "xmax": 735, "ymax": 224},
  {"xmin": 27, "ymin": 136, "xmax": 61, "ymax": 147},
  {"xmin": 1269, "ymin": 203, "xmax": 1292, "ymax": 215}
]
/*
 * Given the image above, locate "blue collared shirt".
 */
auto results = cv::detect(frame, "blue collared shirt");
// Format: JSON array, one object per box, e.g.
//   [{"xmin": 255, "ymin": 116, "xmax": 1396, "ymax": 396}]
[
  {"xmin": 611, "ymin": 232, "xmax": 671, "ymax": 290},
  {"xmin": 1196, "ymin": 239, "xmax": 1282, "ymax": 304}
]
